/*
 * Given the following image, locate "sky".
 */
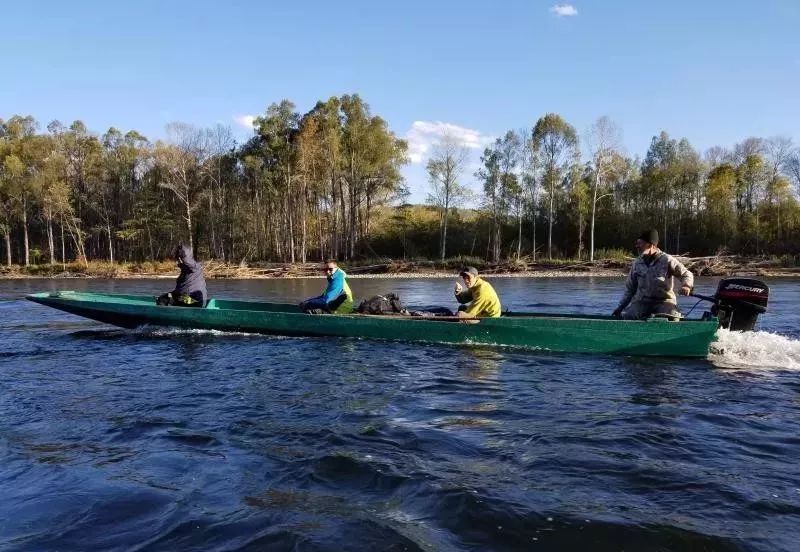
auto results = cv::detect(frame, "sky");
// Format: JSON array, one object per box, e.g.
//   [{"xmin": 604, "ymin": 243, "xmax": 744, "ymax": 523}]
[{"xmin": 2, "ymin": 0, "xmax": 799, "ymax": 201}]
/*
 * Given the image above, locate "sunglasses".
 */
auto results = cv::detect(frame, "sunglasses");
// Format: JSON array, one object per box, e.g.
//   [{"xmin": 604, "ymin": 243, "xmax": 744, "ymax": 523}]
[{"xmin": 324, "ymin": 267, "xmax": 335, "ymax": 272}]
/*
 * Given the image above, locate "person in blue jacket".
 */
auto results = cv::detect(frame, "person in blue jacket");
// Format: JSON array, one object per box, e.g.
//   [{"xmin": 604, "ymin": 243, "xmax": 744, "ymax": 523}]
[{"xmin": 299, "ymin": 259, "xmax": 354, "ymax": 314}]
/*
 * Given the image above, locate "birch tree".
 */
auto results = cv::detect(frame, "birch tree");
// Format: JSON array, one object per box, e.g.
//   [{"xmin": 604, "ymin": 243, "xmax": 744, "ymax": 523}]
[
  {"xmin": 585, "ymin": 116, "xmax": 623, "ymax": 261},
  {"xmin": 155, "ymin": 123, "xmax": 206, "ymax": 250},
  {"xmin": 0, "ymin": 160, "xmax": 15, "ymax": 266},
  {"xmin": 425, "ymin": 132, "xmax": 470, "ymax": 260},
  {"xmin": 532, "ymin": 113, "xmax": 578, "ymax": 259}
]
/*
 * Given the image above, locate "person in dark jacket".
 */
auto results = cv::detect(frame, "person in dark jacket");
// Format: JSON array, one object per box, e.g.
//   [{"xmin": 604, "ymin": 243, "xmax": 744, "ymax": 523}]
[{"xmin": 157, "ymin": 244, "xmax": 208, "ymax": 307}]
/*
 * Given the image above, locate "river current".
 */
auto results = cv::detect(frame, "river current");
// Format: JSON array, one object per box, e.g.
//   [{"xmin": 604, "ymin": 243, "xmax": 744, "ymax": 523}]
[{"xmin": 1, "ymin": 277, "xmax": 799, "ymax": 551}]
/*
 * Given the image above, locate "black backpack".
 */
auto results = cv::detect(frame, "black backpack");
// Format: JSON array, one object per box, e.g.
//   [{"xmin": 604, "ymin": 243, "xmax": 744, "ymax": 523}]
[{"xmin": 357, "ymin": 293, "xmax": 405, "ymax": 315}]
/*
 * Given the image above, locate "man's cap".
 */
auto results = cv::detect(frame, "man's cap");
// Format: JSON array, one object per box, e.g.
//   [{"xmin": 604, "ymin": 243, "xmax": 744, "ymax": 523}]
[
  {"xmin": 174, "ymin": 244, "xmax": 191, "ymax": 259},
  {"xmin": 638, "ymin": 229, "xmax": 659, "ymax": 245},
  {"xmin": 459, "ymin": 266, "xmax": 479, "ymax": 277}
]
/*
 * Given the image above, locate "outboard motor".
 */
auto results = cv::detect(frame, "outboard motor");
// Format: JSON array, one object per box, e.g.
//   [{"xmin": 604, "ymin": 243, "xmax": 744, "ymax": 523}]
[{"xmin": 711, "ymin": 278, "xmax": 769, "ymax": 331}]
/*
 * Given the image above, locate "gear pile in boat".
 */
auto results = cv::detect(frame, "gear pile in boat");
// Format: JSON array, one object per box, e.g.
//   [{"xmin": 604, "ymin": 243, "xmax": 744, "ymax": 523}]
[{"xmin": 357, "ymin": 293, "xmax": 406, "ymax": 315}]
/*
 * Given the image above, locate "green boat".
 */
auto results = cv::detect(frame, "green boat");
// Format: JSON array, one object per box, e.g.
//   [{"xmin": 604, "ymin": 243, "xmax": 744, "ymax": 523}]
[{"xmin": 27, "ymin": 290, "xmax": 723, "ymax": 357}]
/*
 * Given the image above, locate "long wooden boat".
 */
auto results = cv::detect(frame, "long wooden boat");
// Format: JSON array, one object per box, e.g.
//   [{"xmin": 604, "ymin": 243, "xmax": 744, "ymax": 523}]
[{"xmin": 26, "ymin": 291, "xmax": 719, "ymax": 357}]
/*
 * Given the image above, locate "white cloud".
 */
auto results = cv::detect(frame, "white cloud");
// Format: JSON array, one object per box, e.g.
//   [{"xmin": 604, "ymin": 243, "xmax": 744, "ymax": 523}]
[
  {"xmin": 550, "ymin": 4, "xmax": 578, "ymax": 17},
  {"xmin": 233, "ymin": 114, "xmax": 256, "ymax": 129},
  {"xmin": 405, "ymin": 121, "xmax": 492, "ymax": 164}
]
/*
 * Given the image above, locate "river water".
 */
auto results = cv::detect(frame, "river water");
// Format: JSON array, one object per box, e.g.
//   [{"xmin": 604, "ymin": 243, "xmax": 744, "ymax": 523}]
[{"xmin": 1, "ymin": 277, "xmax": 799, "ymax": 551}]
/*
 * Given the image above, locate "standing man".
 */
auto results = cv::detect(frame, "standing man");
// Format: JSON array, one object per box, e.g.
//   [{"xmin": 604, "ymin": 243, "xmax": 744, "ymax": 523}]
[
  {"xmin": 300, "ymin": 259, "xmax": 354, "ymax": 314},
  {"xmin": 454, "ymin": 266, "xmax": 502, "ymax": 318},
  {"xmin": 612, "ymin": 229, "xmax": 693, "ymax": 320}
]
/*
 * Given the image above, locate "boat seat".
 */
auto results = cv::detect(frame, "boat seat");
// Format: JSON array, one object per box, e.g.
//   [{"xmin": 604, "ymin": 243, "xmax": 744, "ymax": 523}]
[{"xmin": 650, "ymin": 312, "xmax": 683, "ymax": 322}]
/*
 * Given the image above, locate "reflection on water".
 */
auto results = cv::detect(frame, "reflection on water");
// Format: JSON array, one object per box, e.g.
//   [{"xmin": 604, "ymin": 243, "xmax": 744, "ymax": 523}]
[
  {"xmin": 461, "ymin": 347, "xmax": 503, "ymax": 382},
  {"xmin": 1, "ymin": 277, "xmax": 799, "ymax": 551},
  {"xmin": 622, "ymin": 359, "xmax": 683, "ymax": 406}
]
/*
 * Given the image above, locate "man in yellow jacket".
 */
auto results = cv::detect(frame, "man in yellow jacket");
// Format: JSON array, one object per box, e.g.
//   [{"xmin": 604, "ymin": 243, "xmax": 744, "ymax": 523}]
[{"xmin": 454, "ymin": 266, "xmax": 502, "ymax": 318}]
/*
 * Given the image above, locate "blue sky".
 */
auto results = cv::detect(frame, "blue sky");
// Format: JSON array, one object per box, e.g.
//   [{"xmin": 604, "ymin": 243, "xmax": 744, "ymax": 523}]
[{"xmin": 3, "ymin": 0, "xmax": 798, "ymax": 201}]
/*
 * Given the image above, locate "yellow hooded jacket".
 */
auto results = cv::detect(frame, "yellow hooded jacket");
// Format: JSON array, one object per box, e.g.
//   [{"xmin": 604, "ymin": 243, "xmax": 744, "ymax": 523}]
[{"xmin": 455, "ymin": 277, "xmax": 502, "ymax": 318}]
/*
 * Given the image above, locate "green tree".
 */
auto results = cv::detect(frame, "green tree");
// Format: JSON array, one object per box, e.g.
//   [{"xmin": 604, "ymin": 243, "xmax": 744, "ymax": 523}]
[
  {"xmin": 34, "ymin": 149, "xmax": 68, "ymax": 264},
  {"xmin": 704, "ymin": 164, "xmax": 737, "ymax": 247},
  {"xmin": 787, "ymin": 149, "xmax": 800, "ymax": 196},
  {"xmin": 98, "ymin": 128, "xmax": 149, "ymax": 262},
  {"xmin": 735, "ymin": 153, "xmax": 768, "ymax": 252},
  {"xmin": 252, "ymin": 100, "xmax": 300, "ymax": 261},
  {"xmin": 568, "ymin": 165, "xmax": 591, "ymax": 258},
  {"xmin": 476, "ymin": 146, "xmax": 501, "ymax": 262},
  {"xmin": 154, "ymin": 123, "xmax": 208, "ymax": 251},
  {"xmin": 339, "ymin": 94, "xmax": 407, "ymax": 259},
  {"xmin": 673, "ymin": 138, "xmax": 702, "ymax": 252},
  {"xmin": 2, "ymin": 154, "xmax": 29, "ymax": 265},
  {"xmin": 641, "ymin": 131, "xmax": 678, "ymax": 248},
  {"xmin": 532, "ymin": 113, "xmax": 578, "ymax": 259}
]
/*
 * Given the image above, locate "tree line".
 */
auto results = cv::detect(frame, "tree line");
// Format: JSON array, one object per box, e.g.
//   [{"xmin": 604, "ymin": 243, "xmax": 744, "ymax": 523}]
[
  {"xmin": 425, "ymin": 114, "xmax": 800, "ymax": 262},
  {"xmin": 1, "ymin": 97, "xmax": 799, "ymax": 269}
]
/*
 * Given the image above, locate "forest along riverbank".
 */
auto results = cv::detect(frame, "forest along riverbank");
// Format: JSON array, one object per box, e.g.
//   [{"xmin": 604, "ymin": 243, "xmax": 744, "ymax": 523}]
[{"xmin": 1, "ymin": 255, "xmax": 799, "ymax": 280}]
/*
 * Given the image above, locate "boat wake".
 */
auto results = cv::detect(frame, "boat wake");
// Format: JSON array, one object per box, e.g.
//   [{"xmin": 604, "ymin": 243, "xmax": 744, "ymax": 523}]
[
  {"xmin": 132, "ymin": 325, "xmax": 263, "ymax": 338},
  {"xmin": 709, "ymin": 329, "xmax": 800, "ymax": 370}
]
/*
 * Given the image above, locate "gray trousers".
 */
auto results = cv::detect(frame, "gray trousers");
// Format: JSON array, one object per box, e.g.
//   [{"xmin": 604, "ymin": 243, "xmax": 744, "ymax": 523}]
[{"xmin": 622, "ymin": 301, "xmax": 680, "ymax": 320}]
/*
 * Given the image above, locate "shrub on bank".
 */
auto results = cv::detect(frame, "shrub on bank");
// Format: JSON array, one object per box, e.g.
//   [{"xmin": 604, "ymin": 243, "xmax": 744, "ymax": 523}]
[
  {"xmin": 593, "ymin": 248, "xmax": 632, "ymax": 261},
  {"xmin": 0, "ymin": 260, "xmax": 178, "ymax": 278},
  {"xmin": 777, "ymin": 254, "xmax": 800, "ymax": 267}
]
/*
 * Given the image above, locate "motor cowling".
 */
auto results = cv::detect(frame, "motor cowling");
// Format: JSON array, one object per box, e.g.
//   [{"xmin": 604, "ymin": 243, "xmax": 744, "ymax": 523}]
[{"xmin": 711, "ymin": 277, "xmax": 769, "ymax": 331}]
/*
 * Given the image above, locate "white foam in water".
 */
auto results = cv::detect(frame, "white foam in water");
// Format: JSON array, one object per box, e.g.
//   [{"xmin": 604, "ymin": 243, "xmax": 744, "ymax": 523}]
[
  {"xmin": 709, "ymin": 329, "xmax": 800, "ymax": 371},
  {"xmin": 128, "ymin": 326, "xmax": 800, "ymax": 370},
  {"xmin": 132, "ymin": 325, "xmax": 262, "ymax": 338}
]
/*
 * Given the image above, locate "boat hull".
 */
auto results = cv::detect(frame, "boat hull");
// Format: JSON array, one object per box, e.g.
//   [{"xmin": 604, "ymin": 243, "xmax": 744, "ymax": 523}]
[{"xmin": 26, "ymin": 291, "xmax": 718, "ymax": 358}]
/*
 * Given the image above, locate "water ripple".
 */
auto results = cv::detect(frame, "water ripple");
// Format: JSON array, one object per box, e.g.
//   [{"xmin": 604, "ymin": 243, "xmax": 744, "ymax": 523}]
[{"xmin": 1, "ymin": 277, "xmax": 800, "ymax": 551}]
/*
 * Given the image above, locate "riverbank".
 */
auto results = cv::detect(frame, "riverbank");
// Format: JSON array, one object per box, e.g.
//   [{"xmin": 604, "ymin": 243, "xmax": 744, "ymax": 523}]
[{"xmin": 1, "ymin": 255, "xmax": 799, "ymax": 279}]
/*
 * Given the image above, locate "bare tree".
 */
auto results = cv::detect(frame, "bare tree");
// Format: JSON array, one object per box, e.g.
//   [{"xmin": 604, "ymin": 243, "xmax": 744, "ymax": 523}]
[
  {"xmin": 426, "ymin": 132, "xmax": 470, "ymax": 260},
  {"xmin": 201, "ymin": 124, "xmax": 235, "ymax": 259},
  {"xmin": 585, "ymin": 116, "xmax": 623, "ymax": 261},
  {"xmin": 156, "ymin": 123, "xmax": 207, "ymax": 250},
  {"xmin": 516, "ymin": 130, "xmax": 534, "ymax": 259},
  {"xmin": 517, "ymin": 132, "xmax": 543, "ymax": 260},
  {"xmin": 495, "ymin": 131, "xmax": 521, "ymax": 261},
  {"xmin": 765, "ymin": 135, "xmax": 794, "ymax": 181},
  {"xmin": 704, "ymin": 145, "xmax": 729, "ymax": 168},
  {"xmin": 732, "ymin": 137, "xmax": 764, "ymax": 165}
]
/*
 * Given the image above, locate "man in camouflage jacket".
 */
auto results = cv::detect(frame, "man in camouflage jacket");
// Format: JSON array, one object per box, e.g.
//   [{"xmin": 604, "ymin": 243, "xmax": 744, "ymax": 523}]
[{"xmin": 612, "ymin": 229, "xmax": 694, "ymax": 320}]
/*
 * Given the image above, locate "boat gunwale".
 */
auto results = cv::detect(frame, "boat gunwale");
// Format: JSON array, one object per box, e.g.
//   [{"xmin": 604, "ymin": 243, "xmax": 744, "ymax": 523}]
[{"xmin": 26, "ymin": 291, "xmax": 719, "ymax": 327}]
